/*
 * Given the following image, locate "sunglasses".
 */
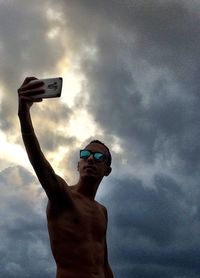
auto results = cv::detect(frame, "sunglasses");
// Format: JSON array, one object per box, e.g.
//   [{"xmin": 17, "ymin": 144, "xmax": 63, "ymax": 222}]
[{"xmin": 80, "ymin": 149, "xmax": 107, "ymax": 163}]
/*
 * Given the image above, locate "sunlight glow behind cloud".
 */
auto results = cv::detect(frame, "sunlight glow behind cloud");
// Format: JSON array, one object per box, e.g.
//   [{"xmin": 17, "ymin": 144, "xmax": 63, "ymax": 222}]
[
  {"xmin": 67, "ymin": 109, "xmax": 99, "ymax": 141},
  {"xmin": 0, "ymin": 131, "xmax": 29, "ymax": 171},
  {"xmin": 61, "ymin": 68, "xmax": 85, "ymax": 108}
]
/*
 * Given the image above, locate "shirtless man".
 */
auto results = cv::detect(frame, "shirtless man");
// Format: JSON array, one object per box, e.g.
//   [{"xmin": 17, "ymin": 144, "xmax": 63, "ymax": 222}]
[{"xmin": 18, "ymin": 77, "xmax": 114, "ymax": 278}]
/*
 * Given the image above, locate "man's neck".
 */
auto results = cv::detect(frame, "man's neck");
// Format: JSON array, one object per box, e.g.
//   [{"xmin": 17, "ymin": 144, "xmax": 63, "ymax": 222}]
[{"xmin": 75, "ymin": 178, "xmax": 101, "ymax": 200}]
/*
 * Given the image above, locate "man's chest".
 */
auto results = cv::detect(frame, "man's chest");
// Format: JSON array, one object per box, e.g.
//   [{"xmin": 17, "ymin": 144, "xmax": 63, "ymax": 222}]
[{"xmin": 47, "ymin": 196, "xmax": 107, "ymax": 242}]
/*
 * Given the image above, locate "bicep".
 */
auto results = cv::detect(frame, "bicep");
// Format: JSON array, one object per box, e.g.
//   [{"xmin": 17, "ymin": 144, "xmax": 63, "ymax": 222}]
[
  {"xmin": 22, "ymin": 133, "xmax": 73, "ymax": 203},
  {"xmin": 36, "ymin": 163, "xmax": 73, "ymax": 204}
]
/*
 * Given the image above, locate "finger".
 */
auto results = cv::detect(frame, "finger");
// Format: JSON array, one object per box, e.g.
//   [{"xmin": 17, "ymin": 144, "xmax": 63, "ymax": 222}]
[
  {"xmin": 19, "ymin": 88, "xmax": 45, "ymax": 96},
  {"xmin": 20, "ymin": 95, "xmax": 43, "ymax": 102},
  {"xmin": 21, "ymin": 77, "xmax": 38, "ymax": 87},
  {"xmin": 18, "ymin": 80, "xmax": 45, "ymax": 93}
]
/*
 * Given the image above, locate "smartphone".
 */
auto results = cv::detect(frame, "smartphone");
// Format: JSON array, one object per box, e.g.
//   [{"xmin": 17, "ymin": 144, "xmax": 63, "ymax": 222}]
[{"xmin": 30, "ymin": 77, "xmax": 63, "ymax": 99}]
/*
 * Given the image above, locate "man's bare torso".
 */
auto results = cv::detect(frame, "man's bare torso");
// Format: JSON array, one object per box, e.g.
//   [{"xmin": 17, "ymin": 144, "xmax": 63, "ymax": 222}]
[{"xmin": 46, "ymin": 188, "xmax": 107, "ymax": 278}]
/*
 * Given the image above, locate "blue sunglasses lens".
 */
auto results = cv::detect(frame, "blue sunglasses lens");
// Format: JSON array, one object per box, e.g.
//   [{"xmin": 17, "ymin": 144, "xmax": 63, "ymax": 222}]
[
  {"xmin": 80, "ymin": 150, "xmax": 91, "ymax": 159},
  {"xmin": 94, "ymin": 153, "xmax": 104, "ymax": 161},
  {"xmin": 80, "ymin": 150, "xmax": 105, "ymax": 162}
]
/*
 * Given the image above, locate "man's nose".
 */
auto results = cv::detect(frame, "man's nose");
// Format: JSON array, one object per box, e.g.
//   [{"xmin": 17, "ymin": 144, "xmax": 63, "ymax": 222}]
[{"xmin": 87, "ymin": 154, "xmax": 95, "ymax": 162}]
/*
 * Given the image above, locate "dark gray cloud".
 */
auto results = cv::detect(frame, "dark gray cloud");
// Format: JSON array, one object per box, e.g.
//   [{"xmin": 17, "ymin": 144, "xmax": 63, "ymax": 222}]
[
  {"xmin": 2, "ymin": 166, "xmax": 200, "ymax": 278},
  {"xmin": 57, "ymin": 0, "xmax": 200, "ymax": 182},
  {"xmin": 97, "ymin": 175, "xmax": 200, "ymax": 278},
  {"xmin": 0, "ymin": 166, "xmax": 55, "ymax": 277}
]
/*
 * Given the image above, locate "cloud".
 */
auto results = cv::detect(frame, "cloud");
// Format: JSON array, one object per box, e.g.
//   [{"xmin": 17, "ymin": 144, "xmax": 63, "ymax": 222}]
[
  {"xmin": 1, "ymin": 0, "xmax": 200, "ymax": 277},
  {"xmin": 1, "ymin": 165, "xmax": 200, "ymax": 278},
  {"xmin": 55, "ymin": 0, "xmax": 200, "ymax": 185},
  {"xmin": 0, "ymin": 166, "xmax": 55, "ymax": 277},
  {"xmin": 0, "ymin": 0, "xmax": 68, "ymax": 137},
  {"xmin": 98, "ymin": 174, "xmax": 200, "ymax": 278}
]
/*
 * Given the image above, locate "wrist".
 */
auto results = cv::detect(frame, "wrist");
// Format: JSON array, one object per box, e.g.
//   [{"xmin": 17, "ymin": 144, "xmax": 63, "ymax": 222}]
[
  {"xmin": 21, "ymin": 131, "xmax": 34, "ymax": 136},
  {"xmin": 18, "ymin": 105, "xmax": 30, "ymax": 118}
]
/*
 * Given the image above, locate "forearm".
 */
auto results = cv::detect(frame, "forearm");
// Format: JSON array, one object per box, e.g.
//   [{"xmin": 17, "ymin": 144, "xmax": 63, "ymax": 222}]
[
  {"xmin": 18, "ymin": 107, "xmax": 59, "ymax": 195},
  {"xmin": 19, "ymin": 108, "xmax": 39, "ymax": 155},
  {"xmin": 18, "ymin": 107, "xmax": 34, "ymax": 135},
  {"xmin": 18, "ymin": 108, "xmax": 48, "ymax": 172}
]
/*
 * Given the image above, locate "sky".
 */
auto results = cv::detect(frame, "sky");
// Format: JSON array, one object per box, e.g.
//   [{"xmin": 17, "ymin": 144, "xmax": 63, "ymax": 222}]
[{"xmin": 1, "ymin": 0, "xmax": 200, "ymax": 277}]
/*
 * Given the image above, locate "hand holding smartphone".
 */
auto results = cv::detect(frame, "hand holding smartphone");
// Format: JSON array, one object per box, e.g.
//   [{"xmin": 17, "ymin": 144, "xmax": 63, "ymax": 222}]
[{"xmin": 30, "ymin": 77, "xmax": 63, "ymax": 99}]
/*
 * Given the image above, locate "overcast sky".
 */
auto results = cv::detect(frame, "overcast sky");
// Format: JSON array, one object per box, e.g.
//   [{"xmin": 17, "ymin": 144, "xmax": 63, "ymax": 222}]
[{"xmin": 1, "ymin": 0, "xmax": 200, "ymax": 277}]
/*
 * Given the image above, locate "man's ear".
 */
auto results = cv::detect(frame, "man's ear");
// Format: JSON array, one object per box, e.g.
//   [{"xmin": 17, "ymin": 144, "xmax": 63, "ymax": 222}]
[
  {"xmin": 77, "ymin": 162, "xmax": 80, "ymax": 171},
  {"xmin": 105, "ymin": 166, "xmax": 112, "ymax": 177}
]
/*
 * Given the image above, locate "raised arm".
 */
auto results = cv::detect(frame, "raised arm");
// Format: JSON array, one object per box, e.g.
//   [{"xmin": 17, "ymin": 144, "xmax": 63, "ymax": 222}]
[{"xmin": 18, "ymin": 77, "xmax": 73, "ymax": 204}]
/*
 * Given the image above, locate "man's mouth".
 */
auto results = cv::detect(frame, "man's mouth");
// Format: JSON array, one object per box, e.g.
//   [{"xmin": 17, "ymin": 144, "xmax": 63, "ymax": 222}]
[{"xmin": 84, "ymin": 165, "xmax": 96, "ymax": 171}]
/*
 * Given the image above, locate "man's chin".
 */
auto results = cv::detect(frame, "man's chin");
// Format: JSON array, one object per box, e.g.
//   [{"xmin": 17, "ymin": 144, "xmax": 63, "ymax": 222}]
[
  {"xmin": 83, "ymin": 167, "xmax": 96, "ymax": 175},
  {"xmin": 84, "ymin": 166, "xmax": 96, "ymax": 172},
  {"xmin": 82, "ymin": 172, "xmax": 98, "ymax": 181}
]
